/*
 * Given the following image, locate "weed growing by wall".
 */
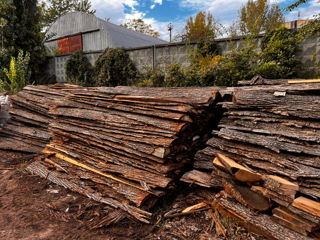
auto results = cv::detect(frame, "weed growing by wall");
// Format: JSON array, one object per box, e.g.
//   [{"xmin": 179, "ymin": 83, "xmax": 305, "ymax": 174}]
[{"xmin": 0, "ymin": 50, "xmax": 31, "ymax": 94}]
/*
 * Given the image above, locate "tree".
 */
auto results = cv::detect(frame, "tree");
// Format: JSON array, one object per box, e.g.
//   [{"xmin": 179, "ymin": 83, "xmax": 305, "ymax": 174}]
[
  {"xmin": 239, "ymin": 0, "xmax": 284, "ymax": 35},
  {"xmin": 265, "ymin": 4, "xmax": 285, "ymax": 33},
  {"xmin": 184, "ymin": 11, "xmax": 220, "ymax": 42},
  {"xmin": 286, "ymin": 0, "xmax": 308, "ymax": 11},
  {"xmin": 0, "ymin": 0, "xmax": 45, "ymax": 79},
  {"xmin": 41, "ymin": 0, "xmax": 96, "ymax": 28},
  {"xmin": 121, "ymin": 19, "xmax": 160, "ymax": 38}
]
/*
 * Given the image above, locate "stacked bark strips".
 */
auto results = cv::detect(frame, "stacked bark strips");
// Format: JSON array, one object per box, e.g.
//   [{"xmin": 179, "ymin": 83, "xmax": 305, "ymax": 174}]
[
  {"xmin": 0, "ymin": 85, "xmax": 83, "ymax": 154},
  {"xmin": 27, "ymin": 86, "xmax": 222, "ymax": 223},
  {"xmin": 182, "ymin": 83, "xmax": 320, "ymax": 239}
]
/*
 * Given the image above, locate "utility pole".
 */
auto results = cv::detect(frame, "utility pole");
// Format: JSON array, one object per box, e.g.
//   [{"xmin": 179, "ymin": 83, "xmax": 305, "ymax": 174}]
[{"xmin": 168, "ymin": 23, "xmax": 173, "ymax": 42}]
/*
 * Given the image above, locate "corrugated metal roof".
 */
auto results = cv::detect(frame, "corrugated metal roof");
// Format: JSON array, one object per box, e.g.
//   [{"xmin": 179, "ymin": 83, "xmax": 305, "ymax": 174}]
[
  {"xmin": 99, "ymin": 19, "xmax": 167, "ymax": 48},
  {"xmin": 46, "ymin": 12, "xmax": 167, "ymax": 49}
]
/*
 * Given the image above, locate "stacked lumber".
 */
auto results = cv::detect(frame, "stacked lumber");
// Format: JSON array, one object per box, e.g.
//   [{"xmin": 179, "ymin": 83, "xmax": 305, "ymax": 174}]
[
  {"xmin": 0, "ymin": 94, "xmax": 9, "ymax": 128},
  {"xmin": 185, "ymin": 83, "xmax": 320, "ymax": 238},
  {"xmin": 27, "ymin": 86, "xmax": 222, "ymax": 223},
  {"xmin": 0, "ymin": 85, "xmax": 82, "ymax": 153}
]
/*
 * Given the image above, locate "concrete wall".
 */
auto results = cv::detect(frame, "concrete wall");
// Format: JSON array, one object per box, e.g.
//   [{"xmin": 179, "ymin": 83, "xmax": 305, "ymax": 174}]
[
  {"xmin": 297, "ymin": 36, "xmax": 320, "ymax": 70},
  {"xmin": 127, "ymin": 43, "xmax": 197, "ymax": 72},
  {"xmin": 47, "ymin": 36, "xmax": 320, "ymax": 83}
]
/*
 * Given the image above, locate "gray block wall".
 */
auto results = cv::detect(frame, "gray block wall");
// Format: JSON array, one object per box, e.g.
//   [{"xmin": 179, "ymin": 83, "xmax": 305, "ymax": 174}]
[{"xmin": 46, "ymin": 36, "xmax": 320, "ymax": 83}]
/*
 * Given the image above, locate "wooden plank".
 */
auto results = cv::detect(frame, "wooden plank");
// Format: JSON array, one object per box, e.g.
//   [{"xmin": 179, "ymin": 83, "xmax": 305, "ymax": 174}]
[
  {"xmin": 42, "ymin": 148, "xmax": 159, "ymax": 196},
  {"xmin": 292, "ymin": 197, "xmax": 320, "ymax": 217},
  {"xmin": 288, "ymin": 79, "xmax": 320, "ymax": 84}
]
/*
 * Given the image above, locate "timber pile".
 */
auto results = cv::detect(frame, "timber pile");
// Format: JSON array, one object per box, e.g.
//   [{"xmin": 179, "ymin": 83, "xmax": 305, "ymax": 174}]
[
  {"xmin": 27, "ymin": 86, "xmax": 223, "ymax": 223},
  {"xmin": 182, "ymin": 83, "xmax": 320, "ymax": 239},
  {"xmin": 0, "ymin": 85, "xmax": 83, "ymax": 153}
]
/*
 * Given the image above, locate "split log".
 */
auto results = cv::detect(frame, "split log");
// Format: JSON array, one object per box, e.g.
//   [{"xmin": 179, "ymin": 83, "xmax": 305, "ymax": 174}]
[
  {"xmin": 272, "ymin": 207, "xmax": 319, "ymax": 236},
  {"xmin": 207, "ymin": 135, "xmax": 320, "ymax": 178},
  {"xmin": 292, "ymin": 197, "xmax": 320, "ymax": 218},
  {"xmin": 214, "ymin": 194, "xmax": 311, "ymax": 240},
  {"xmin": 223, "ymin": 179, "xmax": 271, "ymax": 211},
  {"xmin": 180, "ymin": 170, "xmax": 223, "ymax": 188},
  {"xmin": 215, "ymin": 153, "xmax": 261, "ymax": 183},
  {"xmin": 251, "ymin": 186, "xmax": 293, "ymax": 207},
  {"xmin": 262, "ymin": 175, "xmax": 299, "ymax": 199}
]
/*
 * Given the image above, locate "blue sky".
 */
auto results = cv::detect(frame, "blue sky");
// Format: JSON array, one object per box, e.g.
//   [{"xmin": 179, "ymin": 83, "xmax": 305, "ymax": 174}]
[{"xmin": 90, "ymin": 0, "xmax": 320, "ymax": 40}]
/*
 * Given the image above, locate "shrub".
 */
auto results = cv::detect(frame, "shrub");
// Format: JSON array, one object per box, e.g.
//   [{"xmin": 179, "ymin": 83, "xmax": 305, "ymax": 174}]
[
  {"xmin": 65, "ymin": 51, "xmax": 94, "ymax": 86},
  {"xmin": 136, "ymin": 67, "xmax": 165, "ymax": 87},
  {"xmin": 0, "ymin": 50, "xmax": 31, "ymax": 94},
  {"xmin": 94, "ymin": 48, "xmax": 137, "ymax": 87},
  {"xmin": 164, "ymin": 63, "xmax": 188, "ymax": 87},
  {"xmin": 259, "ymin": 27, "xmax": 303, "ymax": 78},
  {"xmin": 210, "ymin": 40, "xmax": 259, "ymax": 86}
]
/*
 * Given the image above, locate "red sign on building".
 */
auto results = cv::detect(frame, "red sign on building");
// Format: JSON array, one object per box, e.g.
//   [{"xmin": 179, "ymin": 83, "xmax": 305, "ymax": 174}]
[{"xmin": 57, "ymin": 34, "xmax": 82, "ymax": 54}]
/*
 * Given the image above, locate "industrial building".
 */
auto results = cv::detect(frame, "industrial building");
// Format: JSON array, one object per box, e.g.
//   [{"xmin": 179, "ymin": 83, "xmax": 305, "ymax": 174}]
[{"xmin": 45, "ymin": 11, "xmax": 167, "ymax": 82}]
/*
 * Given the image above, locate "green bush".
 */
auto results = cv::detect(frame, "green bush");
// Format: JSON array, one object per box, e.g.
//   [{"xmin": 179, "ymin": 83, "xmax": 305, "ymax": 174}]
[
  {"xmin": 0, "ymin": 50, "xmax": 31, "ymax": 94},
  {"xmin": 65, "ymin": 51, "xmax": 94, "ymax": 86},
  {"xmin": 136, "ymin": 67, "xmax": 165, "ymax": 87},
  {"xmin": 259, "ymin": 27, "xmax": 303, "ymax": 78},
  {"xmin": 209, "ymin": 41, "xmax": 259, "ymax": 86},
  {"xmin": 94, "ymin": 48, "xmax": 137, "ymax": 87},
  {"xmin": 136, "ymin": 63, "xmax": 204, "ymax": 87},
  {"xmin": 164, "ymin": 63, "xmax": 188, "ymax": 87}
]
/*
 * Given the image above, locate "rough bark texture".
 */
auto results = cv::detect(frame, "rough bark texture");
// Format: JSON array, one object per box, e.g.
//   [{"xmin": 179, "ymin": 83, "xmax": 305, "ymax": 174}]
[
  {"xmin": 191, "ymin": 82, "xmax": 320, "ymax": 237},
  {"xmin": 214, "ymin": 194, "xmax": 312, "ymax": 240},
  {"xmin": 1, "ymin": 84, "xmax": 223, "ymax": 223}
]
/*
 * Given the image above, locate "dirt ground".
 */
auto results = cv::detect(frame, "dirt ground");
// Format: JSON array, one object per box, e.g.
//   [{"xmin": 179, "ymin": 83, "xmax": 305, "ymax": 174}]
[{"xmin": 0, "ymin": 151, "xmax": 264, "ymax": 240}]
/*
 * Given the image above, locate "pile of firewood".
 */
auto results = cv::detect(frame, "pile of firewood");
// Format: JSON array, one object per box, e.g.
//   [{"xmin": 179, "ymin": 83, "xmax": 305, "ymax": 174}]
[
  {"xmin": 0, "ymin": 85, "xmax": 84, "ymax": 153},
  {"xmin": 2, "ymin": 82, "xmax": 320, "ymax": 236},
  {"xmin": 182, "ymin": 83, "xmax": 320, "ymax": 238},
  {"xmin": 27, "ymin": 86, "xmax": 223, "ymax": 223}
]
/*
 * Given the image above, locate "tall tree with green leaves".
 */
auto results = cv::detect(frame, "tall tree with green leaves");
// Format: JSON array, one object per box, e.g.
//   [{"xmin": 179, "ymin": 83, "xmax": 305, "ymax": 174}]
[
  {"xmin": 184, "ymin": 11, "xmax": 220, "ymax": 42},
  {"xmin": 41, "ymin": 0, "xmax": 96, "ymax": 28},
  {"xmin": 0, "ymin": 0, "xmax": 45, "ymax": 79},
  {"xmin": 239, "ymin": 0, "xmax": 284, "ymax": 35},
  {"xmin": 121, "ymin": 19, "xmax": 160, "ymax": 38}
]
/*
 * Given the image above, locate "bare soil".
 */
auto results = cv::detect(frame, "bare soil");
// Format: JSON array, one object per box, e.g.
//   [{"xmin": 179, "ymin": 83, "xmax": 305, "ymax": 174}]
[{"xmin": 0, "ymin": 151, "xmax": 264, "ymax": 240}]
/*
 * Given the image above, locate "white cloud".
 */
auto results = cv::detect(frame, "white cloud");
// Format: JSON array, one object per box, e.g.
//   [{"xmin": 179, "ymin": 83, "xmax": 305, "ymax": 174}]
[
  {"xmin": 180, "ymin": 0, "xmax": 246, "ymax": 25},
  {"xmin": 91, "ymin": 0, "xmax": 139, "ymax": 24},
  {"xmin": 286, "ymin": 0, "xmax": 320, "ymax": 21},
  {"xmin": 180, "ymin": 0, "xmax": 319, "ymax": 26},
  {"xmin": 150, "ymin": 0, "xmax": 162, "ymax": 9},
  {"xmin": 90, "ymin": 0, "xmax": 319, "ymax": 41},
  {"xmin": 91, "ymin": 0, "xmax": 170, "ymax": 40}
]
